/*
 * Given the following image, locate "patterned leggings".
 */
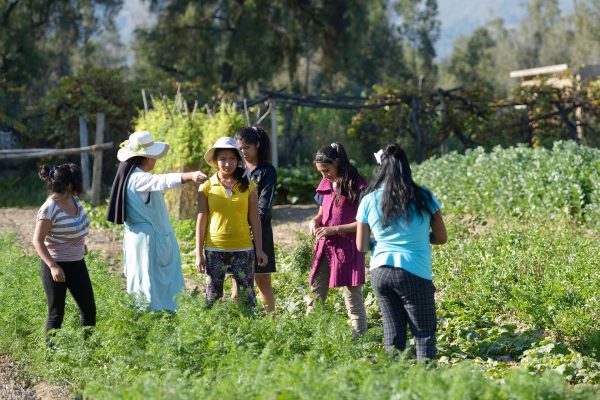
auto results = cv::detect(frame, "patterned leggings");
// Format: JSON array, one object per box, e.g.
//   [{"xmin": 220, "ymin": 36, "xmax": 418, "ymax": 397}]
[{"xmin": 205, "ymin": 250, "xmax": 256, "ymax": 308}]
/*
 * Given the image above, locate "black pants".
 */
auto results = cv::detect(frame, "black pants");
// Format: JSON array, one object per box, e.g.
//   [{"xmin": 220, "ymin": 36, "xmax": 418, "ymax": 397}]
[
  {"xmin": 370, "ymin": 266, "xmax": 437, "ymax": 360},
  {"xmin": 40, "ymin": 259, "xmax": 96, "ymax": 331}
]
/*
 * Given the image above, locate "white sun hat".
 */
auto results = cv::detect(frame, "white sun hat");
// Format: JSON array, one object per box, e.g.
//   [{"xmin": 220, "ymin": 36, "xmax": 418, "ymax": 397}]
[
  {"xmin": 204, "ymin": 136, "xmax": 246, "ymax": 168},
  {"xmin": 117, "ymin": 131, "xmax": 170, "ymax": 162}
]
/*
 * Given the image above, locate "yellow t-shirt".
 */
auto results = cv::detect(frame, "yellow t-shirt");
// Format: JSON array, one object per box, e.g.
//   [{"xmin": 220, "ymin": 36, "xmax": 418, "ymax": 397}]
[{"xmin": 199, "ymin": 174, "xmax": 257, "ymax": 250}]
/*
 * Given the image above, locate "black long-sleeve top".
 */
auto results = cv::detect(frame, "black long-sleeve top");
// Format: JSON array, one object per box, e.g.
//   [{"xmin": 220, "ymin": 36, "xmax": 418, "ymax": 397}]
[{"xmin": 250, "ymin": 162, "xmax": 277, "ymax": 224}]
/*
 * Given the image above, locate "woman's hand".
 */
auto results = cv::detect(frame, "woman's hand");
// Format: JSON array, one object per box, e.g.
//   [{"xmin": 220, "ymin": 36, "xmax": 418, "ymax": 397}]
[
  {"xmin": 256, "ymin": 249, "xmax": 268, "ymax": 267},
  {"xmin": 183, "ymin": 171, "xmax": 208, "ymax": 184},
  {"xmin": 50, "ymin": 265, "xmax": 65, "ymax": 282},
  {"xmin": 314, "ymin": 226, "xmax": 338, "ymax": 240},
  {"xmin": 195, "ymin": 252, "xmax": 207, "ymax": 273}
]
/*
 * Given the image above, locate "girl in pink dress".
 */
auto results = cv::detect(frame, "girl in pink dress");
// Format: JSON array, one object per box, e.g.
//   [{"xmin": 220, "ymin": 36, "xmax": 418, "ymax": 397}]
[{"xmin": 307, "ymin": 143, "xmax": 367, "ymax": 334}]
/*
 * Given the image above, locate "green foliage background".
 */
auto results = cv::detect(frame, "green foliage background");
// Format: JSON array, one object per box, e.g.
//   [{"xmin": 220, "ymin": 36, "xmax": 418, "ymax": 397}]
[{"xmin": 132, "ymin": 99, "xmax": 244, "ymax": 173}]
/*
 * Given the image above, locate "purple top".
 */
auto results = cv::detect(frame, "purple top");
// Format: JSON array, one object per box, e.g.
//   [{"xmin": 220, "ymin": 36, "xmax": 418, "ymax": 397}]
[{"xmin": 309, "ymin": 176, "xmax": 367, "ymax": 288}]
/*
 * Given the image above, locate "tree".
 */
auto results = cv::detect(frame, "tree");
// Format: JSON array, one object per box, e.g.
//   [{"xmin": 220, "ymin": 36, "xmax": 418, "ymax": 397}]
[
  {"xmin": 447, "ymin": 27, "xmax": 497, "ymax": 91},
  {"xmin": 395, "ymin": 0, "xmax": 440, "ymax": 88},
  {"xmin": 134, "ymin": 0, "xmax": 414, "ymax": 96},
  {"xmin": 0, "ymin": 0, "xmax": 123, "ymax": 119},
  {"xmin": 134, "ymin": 1, "xmax": 303, "ymax": 94}
]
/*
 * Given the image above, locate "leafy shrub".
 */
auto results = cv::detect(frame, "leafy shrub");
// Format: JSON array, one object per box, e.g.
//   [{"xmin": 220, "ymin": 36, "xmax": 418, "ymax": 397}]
[
  {"xmin": 133, "ymin": 98, "xmax": 244, "ymax": 218},
  {"xmin": 0, "ymin": 172, "xmax": 47, "ymax": 207},
  {"xmin": 275, "ymin": 164, "xmax": 376, "ymax": 205},
  {"xmin": 276, "ymin": 166, "xmax": 321, "ymax": 204},
  {"xmin": 414, "ymin": 141, "xmax": 600, "ymax": 228},
  {"xmin": 433, "ymin": 218, "xmax": 600, "ymax": 355}
]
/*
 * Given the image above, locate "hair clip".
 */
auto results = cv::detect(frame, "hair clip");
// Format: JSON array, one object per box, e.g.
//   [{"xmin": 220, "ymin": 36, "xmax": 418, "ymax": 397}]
[
  {"xmin": 49, "ymin": 167, "xmax": 56, "ymax": 180},
  {"xmin": 252, "ymin": 126, "xmax": 259, "ymax": 133},
  {"xmin": 374, "ymin": 149, "xmax": 384, "ymax": 165},
  {"xmin": 330, "ymin": 143, "xmax": 337, "ymax": 149}
]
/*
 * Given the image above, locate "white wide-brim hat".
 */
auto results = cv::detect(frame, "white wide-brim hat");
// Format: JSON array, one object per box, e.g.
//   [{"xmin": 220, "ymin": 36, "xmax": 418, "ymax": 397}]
[
  {"xmin": 204, "ymin": 136, "xmax": 246, "ymax": 168},
  {"xmin": 117, "ymin": 130, "xmax": 169, "ymax": 162}
]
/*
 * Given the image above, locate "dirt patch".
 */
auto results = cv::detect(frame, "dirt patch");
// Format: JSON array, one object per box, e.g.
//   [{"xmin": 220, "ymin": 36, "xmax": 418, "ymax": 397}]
[
  {"xmin": 0, "ymin": 207, "xmax": 122, "ymax": 262},
  {"xmin": 272, "ymin": 204, "xmax": 319, "ymax": 250},
  {"xmin": 0, "ymin": 356, "xmax": 35, "ymax": 400},
  {"xmin": 33, "ymin": 382, "xmax": 71, "ymax": 400},
  {"xmin": 0, "ymin": 204, "xmax": 318, "ymax": 258}
]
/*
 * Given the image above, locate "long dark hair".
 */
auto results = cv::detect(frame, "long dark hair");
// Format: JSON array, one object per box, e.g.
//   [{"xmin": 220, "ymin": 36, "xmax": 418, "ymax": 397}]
[
  {"xmin": 234, "ymin": 126, "xmax": 271, "ymax": 163},
  {"xmin": 364, "ymin": 144, "xmax": 433, "ymax": 226},
  {"xmin": 106, "ymin": 156, "xmax": 146, "ymax": 224},
  {"xmin": 38, "ymin": 163, "xmax": 83, "ymax": 196},
  {"xmin": 314, "ymin": 142, "xmax": 361, "ymax": 204},
  {"xmin": 119, "ymin": 156, "xmax": 146, "ymax": 174},
  {"xmin": 214, "ymin": 148, "xmax": 250, "ymax": 192}
]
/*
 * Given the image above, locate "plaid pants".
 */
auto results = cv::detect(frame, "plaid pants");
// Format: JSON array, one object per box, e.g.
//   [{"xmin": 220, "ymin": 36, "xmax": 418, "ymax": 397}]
[{"xmin": 370, "ymin": 266, "xmax": 437, "ymax": 360}]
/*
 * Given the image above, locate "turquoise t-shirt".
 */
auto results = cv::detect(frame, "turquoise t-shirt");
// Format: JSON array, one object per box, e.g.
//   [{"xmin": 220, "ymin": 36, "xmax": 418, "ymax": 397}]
[{"xmin": 356, "ymin": 188, "xmax": 441, "ymax": 280}]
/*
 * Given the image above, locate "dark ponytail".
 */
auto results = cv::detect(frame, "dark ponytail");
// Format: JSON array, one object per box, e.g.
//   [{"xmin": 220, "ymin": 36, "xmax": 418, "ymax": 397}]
[
  {"xmin": 235, "ymin": 126, "xmax": 271, "ymax": 163},
  {"xmin": 39, "ymin": 163, "xmax": 83, "ymax": 196},
  {"xmin": 364, "ymin": 144, "xmax": 433, "ymax": 226},
  {"xmin": 314, "ymin": 142, "xmax": 361, "ymax": 204}
]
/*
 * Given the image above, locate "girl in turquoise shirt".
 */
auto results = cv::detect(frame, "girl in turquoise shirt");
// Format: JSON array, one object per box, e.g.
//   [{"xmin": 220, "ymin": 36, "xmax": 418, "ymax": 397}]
[{"xmin": 356, "ymin": 143, "xmax": 447, "ymax": 360}]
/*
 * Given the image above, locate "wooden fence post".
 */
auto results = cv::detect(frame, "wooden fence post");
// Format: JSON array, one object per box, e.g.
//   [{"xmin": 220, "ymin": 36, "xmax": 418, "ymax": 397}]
[
  {"xmin": 91, "ymin": 113, "xmax": 105, "ymax": 206},
  {"xmin": 79, "ymin": 116, "xmax": 91, "ymax": 194},
  {"xmin": 270, "ymin": 99, "xmax": 278, "ymax": 168},
  {"xmin": 142, "ymin": 89, "xmax": 149, "ymax": 116}
]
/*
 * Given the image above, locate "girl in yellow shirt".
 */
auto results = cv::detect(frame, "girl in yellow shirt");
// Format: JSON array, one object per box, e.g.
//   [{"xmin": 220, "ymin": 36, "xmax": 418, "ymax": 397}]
[{"xmin": 195, "ymin": 137, "xmax": 268, "ymax": 308}]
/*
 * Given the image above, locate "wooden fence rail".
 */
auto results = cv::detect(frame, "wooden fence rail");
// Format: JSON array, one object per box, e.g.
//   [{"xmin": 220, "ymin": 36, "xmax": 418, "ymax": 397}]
[{"xmin": 0, "ymin": 142, "xmax": 113, "ymax": 160}]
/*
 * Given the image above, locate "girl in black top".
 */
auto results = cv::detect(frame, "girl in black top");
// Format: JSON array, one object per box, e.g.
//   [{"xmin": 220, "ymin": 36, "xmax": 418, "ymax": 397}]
[{"xmin": 234, "ymin": 126, "xmax": 277, "ymax": 313}]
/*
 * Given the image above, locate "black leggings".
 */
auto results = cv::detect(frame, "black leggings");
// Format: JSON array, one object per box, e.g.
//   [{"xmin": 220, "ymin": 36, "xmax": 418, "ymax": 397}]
[{"xmin": 40, "ymin": 259, "xmax": 96, "ymax": 331}]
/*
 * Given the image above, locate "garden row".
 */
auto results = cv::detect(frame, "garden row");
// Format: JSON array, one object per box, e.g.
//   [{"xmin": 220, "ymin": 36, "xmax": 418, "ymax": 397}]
[{"xmin": 0, "ymin": 213, "xmax": 598, "ymax": 398}]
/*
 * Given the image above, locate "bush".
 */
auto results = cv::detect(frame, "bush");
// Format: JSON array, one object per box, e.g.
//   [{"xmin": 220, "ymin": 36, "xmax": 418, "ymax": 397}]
[
  {"xmin": 133, "ymin": 98, "xmax": 245, "ymax": 218},
  {"xmin": 414, "ymin": 141, "xmax": 600, "ymax": 228}
]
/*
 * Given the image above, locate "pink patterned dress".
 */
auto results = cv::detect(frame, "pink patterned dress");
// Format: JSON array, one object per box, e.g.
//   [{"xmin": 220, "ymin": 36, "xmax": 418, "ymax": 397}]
[{"xmin": 308, "ymin": 177, "xmax": 367, "ymax": 288}]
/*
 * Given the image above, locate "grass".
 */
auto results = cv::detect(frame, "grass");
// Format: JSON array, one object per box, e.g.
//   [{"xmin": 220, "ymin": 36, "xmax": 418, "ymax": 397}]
[{"xmin": 1, "ymin": 216, "xmax": 599, "ymax": 398}]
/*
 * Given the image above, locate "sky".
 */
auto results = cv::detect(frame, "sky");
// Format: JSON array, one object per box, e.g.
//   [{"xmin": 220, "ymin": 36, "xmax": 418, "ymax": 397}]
[{"xmin": 114, "ymin": 0, "xmax": 576, "ymax": 61}]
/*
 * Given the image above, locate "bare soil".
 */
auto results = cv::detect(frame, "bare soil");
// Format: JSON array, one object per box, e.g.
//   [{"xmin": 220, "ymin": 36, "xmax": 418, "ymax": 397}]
[{"xmin": 0, "ymin": 203, "xmax": 318, "ymax": 399}]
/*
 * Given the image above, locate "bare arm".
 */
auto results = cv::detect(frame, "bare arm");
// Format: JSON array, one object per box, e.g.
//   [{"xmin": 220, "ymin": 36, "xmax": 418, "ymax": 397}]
[
  {"xmin": 314, "ymin": 221, "xmax": 358, "ymax": 239},
  {"xmin": 356, "ymin": 222, "xmax": 371, "ymax": 253},
  {"xmin": 195, "ymin": 192, "xmax": 209, "ymax": 273},
  {"xmin": 248, "ymin": 190, "xmax": 267, "ymax": 266},
  {"xmin": 308, "ymin": 206, "xmax": 324, "ymax": 235},
  {"xmin": 430, "ymin": 211, "xmax": 448, "ymax": 245},
  {"xmin": 32, "ymin": 219, "xmax": 65, "ymax": 282}
]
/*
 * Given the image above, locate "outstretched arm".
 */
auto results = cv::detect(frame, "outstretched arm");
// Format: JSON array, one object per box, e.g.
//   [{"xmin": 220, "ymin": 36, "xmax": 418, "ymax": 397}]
[{"xmin": 133, "ymin": 170, "xmax": 207, "ymax": 193}]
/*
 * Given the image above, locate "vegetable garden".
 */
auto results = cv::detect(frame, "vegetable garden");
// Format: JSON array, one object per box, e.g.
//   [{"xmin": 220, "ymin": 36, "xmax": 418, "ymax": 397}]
[{"xmin": 0, "ymin": 141, "xmax": 599, "ymax": 399}]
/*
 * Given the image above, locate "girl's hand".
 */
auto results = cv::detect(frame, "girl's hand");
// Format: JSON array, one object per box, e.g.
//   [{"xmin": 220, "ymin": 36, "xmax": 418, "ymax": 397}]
[
  {"xmin": 314, "ymin": 226, "xmax": 338, "ymax": 239},
  {"xmin": 195, "ymin": 252, "xmax": 207, "ymax": 273},
  {"xmin": 308, "ymin": 219, "xmax": 320, "ymax": 235},
  {"xmin": 256, "ymin": 250, "xmax": 268, "ymax": 267},
  {"xmin": 50, "ymin": 265, "xmax": 65, "ymax": 282}
]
